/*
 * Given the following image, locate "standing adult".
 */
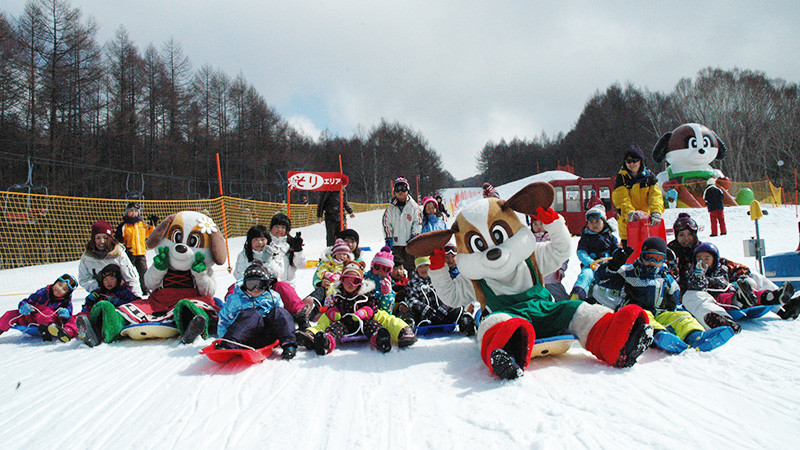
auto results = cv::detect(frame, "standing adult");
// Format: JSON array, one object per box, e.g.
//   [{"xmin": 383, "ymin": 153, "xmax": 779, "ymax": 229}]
[
  {"xmin": 78, "ymin": 220, "xmax": 143, "ymax": 298},
  {"xmin": 611, "ymin": 145, "xmax": 664, "ymax": 247},
  {"xmin": 703, "ymin": 178, "xmax": 727, "ymax": 237},
  {"xmin": 317, "ymin": 189, "xmax": 355, "ymax": 246},
  {"xmin": 382, "ymin": 176, "xmax": 422, "ymax": 270}
]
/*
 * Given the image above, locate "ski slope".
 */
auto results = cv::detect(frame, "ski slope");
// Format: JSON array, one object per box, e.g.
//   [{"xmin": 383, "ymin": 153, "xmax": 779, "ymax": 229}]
[{"xmin": 2, "ymin": 199, "xmax": 800, "ymax": 449}]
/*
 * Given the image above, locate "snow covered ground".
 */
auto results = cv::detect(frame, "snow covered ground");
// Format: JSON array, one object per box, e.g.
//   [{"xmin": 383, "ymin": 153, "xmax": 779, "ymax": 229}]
[{"xmin": 2, "ymin": 195, "xmax": 800, "ymax": 449}]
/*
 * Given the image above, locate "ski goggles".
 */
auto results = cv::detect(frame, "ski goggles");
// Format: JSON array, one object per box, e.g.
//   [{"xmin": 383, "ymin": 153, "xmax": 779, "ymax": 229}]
[
  {"xmin": 341, "ymin": 275, "xmax": 362, "ymax": 288},
  {"xmin": 624, "ymin": 158, "xmax": 641, "ymax": 164},
  {"xmin": 394, "ymin": 184, "xmax": 409, "ymax": 193},
  {"xmin": 444, "ymin": 245, "xmax": 457, "ymax": 255},
  {"xmin": 57, "ymin": 275, "xmax": 78, "ymax": 292},
  {"xmin": 586, "ymin": 212, "xmax": 603, "ymax": 221},
  {"xmin": 640, "ymin": 251, "xmax": 666, "ymax": 264},
  {"xmin": 673, "ymin": 217, "xmax": 698, "ymax": 233},
  {"xmin": 243, "ymin": 278, "xmax": 269, "ymax": 292},
  {"xmin": 373, "ymin": 263, "xmax": 393, "ymax": 274}
]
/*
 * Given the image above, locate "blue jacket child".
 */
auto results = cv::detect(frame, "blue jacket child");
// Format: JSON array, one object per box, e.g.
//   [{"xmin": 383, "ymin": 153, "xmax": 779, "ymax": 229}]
[
  {"xmin": 216, "ymin": 261, "xmax": 298, "ymax": 359},
  {"xmin": 571, "ymin": 205, "xmax": 620, "ymax": 300}
]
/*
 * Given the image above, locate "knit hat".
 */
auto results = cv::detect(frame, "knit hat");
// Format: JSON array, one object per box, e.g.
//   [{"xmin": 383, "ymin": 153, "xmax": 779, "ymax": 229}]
[
  {"xmin": 415, "ymin": 256, "xmax": 431, "ymax": 268},
  {"xmin": 641, "ymin": 236, "xmax": 667, "ymax": 254},
  {"xmin": 393, "ymin": 176, "xmax": 410, "ymax": 190},
  {"xmin": 624, "ymin": 145, "xmax": 645, "ymax": 162},
  {"xmin": 335, "ymin": 228, "xmax": 359, "ymax": 243},
  {"xmin": 371, "ymin": 246, "xmax": 394, "ymax": 270},
  {"xmin": 585, "ymin": 204, "xmax": 606, "ymax": 221},
  {"xmin": 331, "ymin": 238, "xmax": 351, "ymax": 257},
  {"xmin": 91, "ymin": 220, "xmax": 113, "ymax": 238},
  {"xmin": 243, "ymin": 260, "xmax": 272, "ymax": 283},
  {"xmin": 99, "ymin": 264, "xmax": 122, "ymax": 282},
  {"xmin": 422, "ymin": 196, "xmax": 438, "ymax": 209},
  {"xmin": 269, "ymin": 213, "xmax": 291, "ymax": 232},
  {"xmin": 341, "ymin": 259, "xmax": 366, "ymax": 279},
  {"xmin": 482, "ymin": 182, "xmax": 499, "ymax": 198}
]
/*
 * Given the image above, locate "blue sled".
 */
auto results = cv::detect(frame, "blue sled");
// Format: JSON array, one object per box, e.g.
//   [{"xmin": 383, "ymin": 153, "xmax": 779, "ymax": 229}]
[
  {"xmin": 11, "ymin": 325, "xmax": 41, "ymax": 337},
  {"xmin": 727, "ymin": 305, "xmax": 777, "ymax": 321}
]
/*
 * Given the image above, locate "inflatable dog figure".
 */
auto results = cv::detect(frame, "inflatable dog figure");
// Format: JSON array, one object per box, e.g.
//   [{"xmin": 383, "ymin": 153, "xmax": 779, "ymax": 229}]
[
  {"xmin": 653, "ymin": 123, "xmax": 737, "ymax": 208},
  {"xmin": 407, "ymin": 182, "xmax": 654, "ymax": 379}
]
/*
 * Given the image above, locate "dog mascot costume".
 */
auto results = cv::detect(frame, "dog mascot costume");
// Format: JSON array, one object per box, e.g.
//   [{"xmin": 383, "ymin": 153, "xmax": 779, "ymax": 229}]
[
  {"xmin": 407, "ymin": 182, "xmax": 654, "ymax": 379},
  {"xmin": 84, "ymin": 211, "xmax": 225, "ymax": 344},
  {"xmin": 653, "ymin": 123, "xmax": 738, "ymax": 208}
]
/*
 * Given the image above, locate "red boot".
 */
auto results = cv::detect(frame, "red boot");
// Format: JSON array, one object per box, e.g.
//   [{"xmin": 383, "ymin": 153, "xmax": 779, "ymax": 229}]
[
  {"xmin": 480, "ymin": 317, "xmax": 535, "ymax": 377},
  {"xmin": 585, "ymin": 305, "xmax": 653, "ymax": 368}
]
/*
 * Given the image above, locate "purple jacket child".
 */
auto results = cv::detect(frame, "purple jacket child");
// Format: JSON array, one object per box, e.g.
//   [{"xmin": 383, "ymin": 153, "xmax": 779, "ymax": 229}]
[{"xmin": 0, "ymin": 274, "xmax": 79, "ymax": 342}]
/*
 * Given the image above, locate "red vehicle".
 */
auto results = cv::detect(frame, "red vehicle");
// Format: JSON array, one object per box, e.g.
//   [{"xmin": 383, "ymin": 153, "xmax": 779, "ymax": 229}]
[{"xmin": 549, "ymin": 177, "xmax": 616, "ymax": 236}]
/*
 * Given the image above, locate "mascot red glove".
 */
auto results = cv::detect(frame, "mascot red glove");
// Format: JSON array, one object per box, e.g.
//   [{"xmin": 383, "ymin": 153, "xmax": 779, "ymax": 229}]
[{"xmin": 533, "ymin": 206, "xmax": 559, "ymax": 225}]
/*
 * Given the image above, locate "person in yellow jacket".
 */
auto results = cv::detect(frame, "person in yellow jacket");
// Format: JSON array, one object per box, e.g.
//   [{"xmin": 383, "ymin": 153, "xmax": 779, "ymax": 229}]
[
  {"xmin": 114, "ymin": 202, "xmax": 156, "ymax": 295},
  {"xmin": 612, "ymin": 145, "xmax": 664, "ymax": 246}
]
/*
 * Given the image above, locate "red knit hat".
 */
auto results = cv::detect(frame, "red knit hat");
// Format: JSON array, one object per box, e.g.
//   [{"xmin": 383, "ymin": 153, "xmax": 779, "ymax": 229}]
[{"xmin": 91, "ymin": 220, "xmax": 113, "ymax": 238}]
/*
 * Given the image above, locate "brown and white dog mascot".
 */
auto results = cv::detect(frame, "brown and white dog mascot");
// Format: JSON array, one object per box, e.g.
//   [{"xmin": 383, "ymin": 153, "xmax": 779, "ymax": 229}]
[
  {"xmin": 653, "ymin": 123, "xmax": 738, "ymax": 208},
  {"xmin": 407, "ymin": 182, "xmax": 653, "ymax": 379},
  {"xmin": 119, "ymin": 211, "xmax": 226, "ymax": 342}
]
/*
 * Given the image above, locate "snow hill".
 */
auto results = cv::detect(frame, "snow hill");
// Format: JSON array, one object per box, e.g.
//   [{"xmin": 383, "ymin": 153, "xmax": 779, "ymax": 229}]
[{"xmin": 2, "ymin": 197, "xmax": 800, "ymax": 449}]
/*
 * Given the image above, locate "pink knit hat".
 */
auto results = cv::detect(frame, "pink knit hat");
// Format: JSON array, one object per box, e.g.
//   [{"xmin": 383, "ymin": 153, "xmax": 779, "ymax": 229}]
[
  {"xmin": 371, "ymin": 246, "xmax": 395, "ymax": 271},
  {"xmin": 331, "ymin": 238, "xmax": 351, "ymax": 257},
  {"xmin": 422, "ymin": 196, "xmax": 438, "ymax": 209}
]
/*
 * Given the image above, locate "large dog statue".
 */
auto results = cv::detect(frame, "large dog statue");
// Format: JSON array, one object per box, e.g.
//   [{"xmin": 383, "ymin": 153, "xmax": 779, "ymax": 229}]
[
  {"xmin": 407, "ymin": 182, "xmax": 654, "ymax": 379},
  {"xmin": 653, "ymin": 123, "xmax": 738, "ymax": 208}
]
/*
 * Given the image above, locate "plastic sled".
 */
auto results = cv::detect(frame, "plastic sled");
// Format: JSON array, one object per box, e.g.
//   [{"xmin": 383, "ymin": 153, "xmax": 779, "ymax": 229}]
[
  {"xmin": 120, "ymin": 322, "xmax": 180, "ymax": 340},
  {"xmin": 415, "ymin": 323, "xmax": 457, "ymax": 337},
  {"xmin": 532, "ymin": 334, "xmax": 577, "ymax": 358},
  {"xmin": 652, "ymin": 331, "xmax": 688, "ymax": 354},
  {"xmin": 341, "ymin": 334, "xmax": 367, "ymax": 343},
  {"xmin": 200, "ymin": 339, "xmax": 279, "ymax": 364},
  {"xmin": 626, "ymin": 220, "xmax": 667, "ymax": 263},
  {"xmin": 11, "ymin": 324, "xmax": 41, "ymax": 337},
  {"xmin": 687, "ymin": 326, "xmax": 735, "ymax": 352},
  {"xmin": 726, "ymin": 305, "xmax": 776, "ymax": 321}
]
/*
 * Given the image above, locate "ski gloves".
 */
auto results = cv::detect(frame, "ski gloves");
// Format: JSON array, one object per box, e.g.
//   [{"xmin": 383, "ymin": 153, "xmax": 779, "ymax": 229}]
[
  {"xmin": 607, "ymin": 246, "xmax": 634, "ymax": 271},
  {"xmin": 19, "ymin": 302, "xmax": 34, "ymax": 315}
]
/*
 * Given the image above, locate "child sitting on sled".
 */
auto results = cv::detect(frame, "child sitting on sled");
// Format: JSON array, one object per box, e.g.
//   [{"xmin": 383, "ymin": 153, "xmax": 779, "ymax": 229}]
[
  {"xmin": 682, "ymin": 242, "xmax": 798, "ymax": 328},
  {"xmin": 394, "ymin": 256, "xmax": 476, "ymax": 336},
  {"xmin": 595, "ymin": 237, "xmax": 734, "ymax": 353},
  {"xmin": 76, "ymin": 264, "xmax": 140, "ymax": 347},
  {"xmin": 0, "ymin": 274, "xmax": 78, "ymax": 342},
  {"xmin": 312, "ymin": 260, "xmax": 393, "ymax": 355},
  {"xmin": 570, "ymin": 205, "xmax": 619, "ymax": 301},
  {"xmin": 216, "ymin": 261, "xmax": 297, "ymax": 360}
]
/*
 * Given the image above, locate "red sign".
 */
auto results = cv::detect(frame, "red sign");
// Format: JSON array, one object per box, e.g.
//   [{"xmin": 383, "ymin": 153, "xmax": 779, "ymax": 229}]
[{"xmin": 287, "ymin": 171, "xmax": 349, "ymax": 191}]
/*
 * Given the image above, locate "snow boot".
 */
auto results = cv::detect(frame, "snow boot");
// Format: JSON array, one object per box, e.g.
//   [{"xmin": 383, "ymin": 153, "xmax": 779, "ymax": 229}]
[
  {"xmin": 704, "ymin": 312, "xmax": 742, "ymax": 334},
  {"xmin": 734, "ymin": 280, "xmax": 757, "ymax": 308},
  {"xmin": 480, "ymin": 317, "xmax": 535, "ymax": 375},
  {"xmin": 761, "ymin": 283, "xmax": 796, "ymax": 306},
  {"xmin": 490, "ymin": 349, "xmax": 523, "ymax": 380},
  {"xmin": 293, "ymin": 305, "xmax": 313, "ymax": 330},
  {"xmin": 778, "ymin": 295, "xmax": 800, "ymax": 320},
  {"xmin": 585, "ymin": 304, "xmax": 653, "ymax": 368},
  {"xmin": 314, "ymin": 331, "xmax": 335, "ymax": 355},
  {"xmin": 685, "ymin": 326, "xmax": 735, "ymax": 352},
  {"xmin": 38, "ymin": 324, "xmax": 52, "ymax": 342},
  {"xmin": 397, "ymin": 326, "xmax": 417, "ymax": 348},
  {"xmin": 180, "ymin": 315, "xmax": 207, "ymax": 344},
  {"xmin": 47, "ymin": 323, "xmax": 71, "ymax": 343},
  {"xmin": 77, "ymin": 315, "xmax": 100, "ymax": 348},
  {"xmin": 281, "ymin": 343, "xmax": 297, "ymax": 361},
  {"xmin": 458, "ymin": 312, "xmax": 476, "ymax": 336},
  {"xmin": 652, "ymin": 331, "xmax": 689, "ymax": 354},
  {"xmin": 295, "ymin": 329, "xmax": 315, "ymax": 350},
  {"xmin": 371, "ymin": 327, "xmax": 392, "ymax": 353}
]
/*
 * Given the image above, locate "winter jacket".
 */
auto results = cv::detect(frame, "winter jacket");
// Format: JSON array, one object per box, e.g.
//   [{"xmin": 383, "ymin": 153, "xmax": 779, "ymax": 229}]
[
  {"xmin": 317, "ymin": 190, "xmax": 354, "ymax": 220},
  {"xmin": 233, "ymin": 248, "xmax": 279, "ymax": 281},
  {"xmin": 404, "ymin": 272, "xmax": 460, "ymax": 324},
  {"xmin": 421, "ymin": 214, "xmax": 447, "ymax": 234},
  {"xmin": 82, "ymin": 283, "xmax": 139, "ymax": 314},
  {"xmin": 596, "ymin": 261, "xmax": 680, "ymax": 315},
  {"xmin": 20, "ymin": 285, "xmax": 73, "ymax": 316},
  {"xmin": 576, "ymin": 223, "xmax": 620, "ymax": 269},
  {"xmin": 612, "ymin": 166, "xmax": 664, "ymax": 239},
  {"xmin": 684, "ymin": 263, "xmax": 734, "ymax": 298},
  {"xmin": 114, "ymin": 218, "xmax": 153, "ymax": 256},
  {"xmin": 218, "ymin": 282, "xmax": 283, "ymax": 337},
  {"xmin": 703, "ymin": 185, "xmax": 725, "ymax": 212},
  {"xmin": 322, "ymin": 280, "xmax": 380, "ymax": 333},
  {"xmin": 78, "ymin": 243, "xmax": 143, "ymax": 298},
  {"xmin": 266, "ymin": 234, "xmax": 306, "ymax": 287},
  {"xmin": 364, "ymin": 270, "xmax": 395, "ymax": 312},
  {"xmin": 667, "ymin": 239, "xmax": 697, "ymax": 290},
  {"xmin": 382, "ymin": 197, "xmax": 422, "ymax": 246}
]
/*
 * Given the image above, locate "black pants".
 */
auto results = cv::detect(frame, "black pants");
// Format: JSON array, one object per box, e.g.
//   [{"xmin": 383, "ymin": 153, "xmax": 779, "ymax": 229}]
[
  {"xmin": 324, "ymin": 215, "xmax": 342, "ymax": 247},
  {"xmin": 129, "ymin": 254, "xmax": 149, "ymax": 295}
]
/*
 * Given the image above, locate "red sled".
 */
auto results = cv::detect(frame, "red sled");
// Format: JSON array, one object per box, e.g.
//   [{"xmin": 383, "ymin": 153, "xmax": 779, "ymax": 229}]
[
  {"xmin": 626, "ymin": 220, "xmax": 667, "ymax": 263},
  {"xmin": 200, "ymin": 339, "xmax": 279, "ymax": 364}
]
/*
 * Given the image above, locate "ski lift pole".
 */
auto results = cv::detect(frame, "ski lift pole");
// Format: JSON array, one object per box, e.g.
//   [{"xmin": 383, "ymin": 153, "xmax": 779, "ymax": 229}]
[{"xmin": 216, "ymin": 153, "xmax": 232, "ymax": 273}]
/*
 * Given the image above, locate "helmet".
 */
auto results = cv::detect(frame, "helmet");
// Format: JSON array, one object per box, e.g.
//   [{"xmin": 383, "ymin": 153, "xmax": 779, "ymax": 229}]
[
  {"xmin": 693, "ymin": 242, "xmax": 719, "ymax": 270},
  {"xmin": 673, "ymin": 213, "xmax": 698, "ymax": 234}
]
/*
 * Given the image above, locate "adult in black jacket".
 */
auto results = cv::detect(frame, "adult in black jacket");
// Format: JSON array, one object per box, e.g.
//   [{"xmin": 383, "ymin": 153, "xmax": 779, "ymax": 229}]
[
  {"xmin": 317, "ymin": 189, "xmax": 355, "ymax": 246},
  {"xmin": 703, "ymin": 178, "xmax": 726, "ymax": 236}
]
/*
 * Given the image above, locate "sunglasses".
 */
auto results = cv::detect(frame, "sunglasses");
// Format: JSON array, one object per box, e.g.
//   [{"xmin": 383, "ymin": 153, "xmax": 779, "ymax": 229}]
[
  {"xmin": 58, "ymin": 275, "xmax": 78, "ymax": 292},
  {"xmin": 244, "ymin": 278, "xmax": 269, "ymax": 292},
  {"xmin": 341, "ymin": 275, "xmax": 362, "ymax": 288},
  {"xmin": 373, "ymin": 263, "xmax": 393, "ymax": 273},
  {"xmin": 394, "ymin": 185, "xmax": 409, "ymax": 192},
  {"xmin": 640, "ymin": 251, "xmax": 666, "ymax": 264},
  {"xmin": 624, "ymin": 158, "xmax": 641, "ymax": 164}
]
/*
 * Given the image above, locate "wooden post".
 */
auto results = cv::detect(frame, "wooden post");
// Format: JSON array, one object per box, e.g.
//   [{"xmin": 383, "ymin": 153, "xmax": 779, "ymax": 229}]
[
  {"xmin": 215, "ymin": 153, "xmax": 232, "ymax": 273},
  {"xmin": 339, "ymin": 154, "xmax": 345, "ymax": 231}
]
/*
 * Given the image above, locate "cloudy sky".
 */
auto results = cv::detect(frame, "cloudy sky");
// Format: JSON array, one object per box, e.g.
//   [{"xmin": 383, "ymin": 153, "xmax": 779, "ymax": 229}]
[{"xmin": 2, "ymin": 0, "xmax": 799, "ymax": 179}]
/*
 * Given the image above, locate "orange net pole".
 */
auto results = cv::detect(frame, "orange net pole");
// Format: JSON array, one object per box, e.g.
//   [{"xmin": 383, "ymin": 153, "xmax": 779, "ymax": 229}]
[{"xmin": 216, "ymin": 153, "xmax": 232, "ymax": 272}]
